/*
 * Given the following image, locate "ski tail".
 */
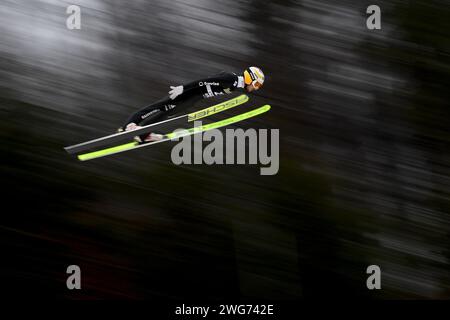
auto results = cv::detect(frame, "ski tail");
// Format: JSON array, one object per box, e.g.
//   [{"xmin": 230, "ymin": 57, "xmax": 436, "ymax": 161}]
[
  {"xmin": 77, "ymin": 104, "xmax": 271, "ymax": 161},
  {"xmin": 77, "ymin": 142, "xmax": 139, "ymax": 161}
]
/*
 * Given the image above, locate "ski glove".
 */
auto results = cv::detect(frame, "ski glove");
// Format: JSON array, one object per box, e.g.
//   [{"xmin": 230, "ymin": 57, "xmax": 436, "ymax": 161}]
[{"xmin": 169, "ymin": 85, "xmax": 184, "ymax": 100}]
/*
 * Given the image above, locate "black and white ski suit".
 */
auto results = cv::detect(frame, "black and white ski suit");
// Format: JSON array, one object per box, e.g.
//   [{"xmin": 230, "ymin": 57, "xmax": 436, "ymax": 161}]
[{"xmin": 122, "ymin": 71, "xmax": 245, "ymax": 129}]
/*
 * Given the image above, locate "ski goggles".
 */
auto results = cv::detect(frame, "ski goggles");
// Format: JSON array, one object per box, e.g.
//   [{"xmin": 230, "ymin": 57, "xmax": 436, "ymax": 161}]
[{"xmin": 252, "ymin": 80, "xmax": 263, "ymax": 89}]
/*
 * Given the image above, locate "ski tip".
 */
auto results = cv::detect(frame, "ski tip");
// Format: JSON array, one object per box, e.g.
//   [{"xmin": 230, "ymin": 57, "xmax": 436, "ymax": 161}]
[{"xmin": 261, "ymin": 104, "xmax": 271, "ymax": 112}]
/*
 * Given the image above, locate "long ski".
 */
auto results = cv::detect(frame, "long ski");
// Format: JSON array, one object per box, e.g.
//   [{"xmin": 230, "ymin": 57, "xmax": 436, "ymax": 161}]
[
  {"xmin": 77, "ymin": 104, "xmax": 271, "ymax": 161},
  {"xmin": 64, "ymin": 94, "xmax": 249, "ymax": 155}
]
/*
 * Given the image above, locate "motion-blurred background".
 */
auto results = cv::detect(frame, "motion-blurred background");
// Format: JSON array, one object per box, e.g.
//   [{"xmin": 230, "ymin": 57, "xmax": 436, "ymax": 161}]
[{"xmin": 0, "ymin": 0, "xmax": 449, "ymax": 299}]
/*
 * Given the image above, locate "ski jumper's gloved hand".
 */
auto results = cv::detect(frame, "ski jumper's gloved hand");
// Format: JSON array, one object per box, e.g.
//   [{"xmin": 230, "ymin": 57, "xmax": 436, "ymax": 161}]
[{"xmin": 169, "ymin": 85, "xmax": 184, "ymax": 100}]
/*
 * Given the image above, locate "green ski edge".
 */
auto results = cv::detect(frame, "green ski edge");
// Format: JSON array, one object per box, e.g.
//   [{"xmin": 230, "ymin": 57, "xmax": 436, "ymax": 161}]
[{"xmin": 78, "ymin": 104, "xmax": 271, "ymax": 161}]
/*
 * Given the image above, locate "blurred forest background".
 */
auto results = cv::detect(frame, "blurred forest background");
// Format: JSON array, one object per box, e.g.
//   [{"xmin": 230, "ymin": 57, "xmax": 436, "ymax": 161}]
[{"xmin": 0, "ymin": 0, "xmax": 449, "ymax": 299}]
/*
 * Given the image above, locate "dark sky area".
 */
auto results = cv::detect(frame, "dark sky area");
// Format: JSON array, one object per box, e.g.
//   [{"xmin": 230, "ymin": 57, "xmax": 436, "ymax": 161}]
[{"xmin": 0, "ymin": 0, "xmax": 449, "ymax": 299}]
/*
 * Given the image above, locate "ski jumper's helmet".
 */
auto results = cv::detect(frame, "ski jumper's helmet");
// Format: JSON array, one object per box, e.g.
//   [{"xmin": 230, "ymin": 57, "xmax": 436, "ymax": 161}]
[{"xmin": 244, "ymin": 66, "xmax": 265, "ymax": 89}]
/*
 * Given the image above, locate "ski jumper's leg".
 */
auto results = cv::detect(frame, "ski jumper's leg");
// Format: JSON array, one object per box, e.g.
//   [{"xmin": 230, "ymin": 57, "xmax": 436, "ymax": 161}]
[
  {"xmin": 122, "ymin": 93, "xmax": 201, "ymax": 129},
  {"xmin": 122, "ymin": 98, "xmax": 171, "ymax": 129}
]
